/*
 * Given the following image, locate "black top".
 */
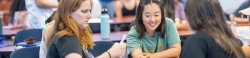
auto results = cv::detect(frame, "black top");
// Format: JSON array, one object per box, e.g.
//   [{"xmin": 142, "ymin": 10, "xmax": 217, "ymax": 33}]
[
  {"xmin": 121, "ymin": 1, "xmax": 137, "ymax": 16},
  {"xmin": 180, "ymin": 31, "xmax": 232, "ymax": 58},
  {"xmin": 47, "ymin": 36, "xmax": 93, "ymax": 58},
  {"xmin": 121, "ymin": 6, "xmax": 136, "ymax": 16}
]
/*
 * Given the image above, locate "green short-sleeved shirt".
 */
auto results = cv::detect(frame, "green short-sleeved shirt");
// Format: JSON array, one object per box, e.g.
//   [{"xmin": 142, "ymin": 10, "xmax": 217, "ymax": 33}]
[{"xmin": 126, "ymin": 18, "xmax": 180, "ymax": 56}]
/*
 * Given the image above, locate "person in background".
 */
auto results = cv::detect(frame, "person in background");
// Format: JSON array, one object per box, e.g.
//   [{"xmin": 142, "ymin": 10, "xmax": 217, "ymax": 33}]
[
  {"xmin": 25, "ymin": 0, "xmax": 58, "ymax": 29},
  {"xmin": 115, "ymin": 0, "xmax": 140, "ymax": 19},
  {"xmin": 231, "ymin": 0, "xmax": 250, "ymax": 23},
  {"xmin": 162, "ymin": 0, "xmax": 189, "ymax": 30},
  {"xmin": 126, "ymin": 0, "xmax": 181, "ymax": 58},
  {"xmin": 3, "ymin": 0, "xmax": 27, "ymax": 29},
  {"xmin": 8, "ymin": 0, "xmax": 26, "ymax": 25},
  {"xmin": 46, "ymin": 0, "xmax": 126, "ymax": 58},
  {"xmin": 181, "ymin": 0, "xmax": 246, "ymax": 58}
]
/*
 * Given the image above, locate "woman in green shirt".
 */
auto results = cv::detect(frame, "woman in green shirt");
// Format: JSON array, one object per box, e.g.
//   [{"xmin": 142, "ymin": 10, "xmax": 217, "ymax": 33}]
[{"xmin": 126, "ymin": 0, "xmax": 181, "ymax": 58}]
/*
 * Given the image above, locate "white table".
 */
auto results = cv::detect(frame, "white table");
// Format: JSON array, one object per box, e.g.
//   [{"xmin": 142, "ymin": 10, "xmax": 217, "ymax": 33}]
[{"xmin": 236, "ymin": 26, "xmax": 250, "ymax": 46}]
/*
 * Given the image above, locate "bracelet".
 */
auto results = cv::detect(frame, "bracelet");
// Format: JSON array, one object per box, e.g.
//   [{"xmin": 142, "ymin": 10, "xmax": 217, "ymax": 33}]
[{"xmin": 107, "ymin": 51, "xmax": 111, "ymax": 58}]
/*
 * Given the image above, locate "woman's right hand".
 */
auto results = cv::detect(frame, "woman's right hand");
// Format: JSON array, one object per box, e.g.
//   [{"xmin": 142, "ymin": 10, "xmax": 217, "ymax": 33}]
[{"xmin": 108, "ymin": 42, "xmax": 126, "ymax": 58}]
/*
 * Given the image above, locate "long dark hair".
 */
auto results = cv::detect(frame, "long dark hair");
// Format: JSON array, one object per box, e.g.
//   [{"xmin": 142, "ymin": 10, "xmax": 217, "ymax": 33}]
[
  {"xmin": 185, "ymin": 0, "xmax": 245, "ymax": 58},
  {"xmin": 134, "ymin": 0, "xmax": 166, "ymax": 39}
]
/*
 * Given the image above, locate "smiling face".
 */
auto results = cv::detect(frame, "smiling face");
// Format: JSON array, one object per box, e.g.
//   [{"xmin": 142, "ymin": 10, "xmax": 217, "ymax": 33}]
[
  {"xmin": 142, "ymin": 3, "xmax": 162, "ymax": 33},
  {"xmin": 71, "ymin": 0, "xmax": 92, "ymax": 29}
]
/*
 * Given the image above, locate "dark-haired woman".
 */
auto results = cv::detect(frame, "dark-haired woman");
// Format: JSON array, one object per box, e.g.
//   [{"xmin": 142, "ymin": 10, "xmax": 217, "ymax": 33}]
[
  {"xmin": 180, "ymin": 0, "xmax": 245, "ymax": 58},
  {"xmin": 126, "ymin": 0, "xmax": 181, "ymax": 58}
]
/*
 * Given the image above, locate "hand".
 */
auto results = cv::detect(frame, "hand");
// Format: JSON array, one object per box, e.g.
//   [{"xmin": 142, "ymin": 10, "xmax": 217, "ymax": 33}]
[{"xmin": 108, "ymin": 42, "xmax": 126, "ymax": 58}]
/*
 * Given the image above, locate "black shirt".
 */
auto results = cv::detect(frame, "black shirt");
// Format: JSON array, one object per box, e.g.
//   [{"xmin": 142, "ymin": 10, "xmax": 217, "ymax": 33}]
[
  {"xmin": 180, "ymin": 31, "xmax": 231, "ymax": 58},
  {"xmin": 46, "ymin": 36, "xmax": 93, "ymax": 58}
]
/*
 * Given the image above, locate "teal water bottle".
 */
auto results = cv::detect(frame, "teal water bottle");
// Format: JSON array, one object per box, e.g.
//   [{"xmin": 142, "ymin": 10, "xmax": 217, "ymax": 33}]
[{"xmin": 100, "ymin": 8, "xmax": 110, "ymax": 40}]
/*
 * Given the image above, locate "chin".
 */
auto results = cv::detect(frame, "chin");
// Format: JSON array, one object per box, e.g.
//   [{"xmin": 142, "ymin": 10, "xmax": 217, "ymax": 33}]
[{"xmin": 148, "ymin": 28, "xmax": 157, "ymax": 31}]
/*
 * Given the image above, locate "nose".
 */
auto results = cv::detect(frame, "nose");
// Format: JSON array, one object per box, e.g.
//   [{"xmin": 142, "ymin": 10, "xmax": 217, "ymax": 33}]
[
  {"xmin": 86, "ymin": 11, "xmax": 91, "ymax": 19},
  {"xmin": 149, "ymin": 16, "xmax": 156, "ymax": 22}
]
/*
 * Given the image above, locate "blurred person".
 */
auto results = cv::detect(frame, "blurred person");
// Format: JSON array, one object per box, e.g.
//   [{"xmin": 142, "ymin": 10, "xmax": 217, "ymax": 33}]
[
  {"xmin": 25, "ymin": 0, "xmax": 58, "ymax": 29},
  {"xmin": 231, "ymin": 0, "xmax": 250, "ymax": 23},
  {"xmin": 181, "ymin": 0, "xmax": 245, "ymax": 58},
  {"xmin": 162, "ymin": 0, "xmax": 189, "ymax": 30}
]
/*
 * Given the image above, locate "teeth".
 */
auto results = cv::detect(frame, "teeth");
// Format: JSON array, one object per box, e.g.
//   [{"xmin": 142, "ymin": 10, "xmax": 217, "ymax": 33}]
[{"xmin": 149, "ymin": 23, "xmax": 155, "ymax": 27}]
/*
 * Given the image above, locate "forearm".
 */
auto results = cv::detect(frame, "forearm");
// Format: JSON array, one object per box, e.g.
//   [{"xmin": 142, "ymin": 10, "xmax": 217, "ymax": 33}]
[
  {"xmin": 151, "ymin": 43, "xmax": 181, "ymax": 58},
  {"xmin": 115, "ymin": 1, "xmax": 123, "ymax": 19},
  {"xmin": 242, "ymin": 46, "xmax": 250, "ymax": 58},
  {"xmin": 35, "ymin": 0, "xmax": 58, "ymax": 8}
]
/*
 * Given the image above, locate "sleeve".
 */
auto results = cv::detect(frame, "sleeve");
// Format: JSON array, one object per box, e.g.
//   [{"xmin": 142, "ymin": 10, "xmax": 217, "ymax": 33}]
[
  {"xmin": 126, "ymin": 27, "xmax": 141, "ymax": 57},
  {"xmin": 53, "ymin": 36, "xmax": 83, "ymax": 58},
  {"xmin": 40, "ymin": 22, "xmax": 54, "ymax": 58},
  {"xmin": 39, "ymin": 37, "xmax": 47, "ymax": 58},
  {"xmin": 165, "ymin": 18, "xmax": 181, "ymax": 47},
  {"xmin": 180, "ymin": 36, "xmax": 207, "ymax": 58}
]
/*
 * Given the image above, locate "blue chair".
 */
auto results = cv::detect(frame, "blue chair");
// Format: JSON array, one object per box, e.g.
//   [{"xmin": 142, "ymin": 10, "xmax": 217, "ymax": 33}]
[
  {"xmin": 14, "ymin": 29, "xmax": 43, "ymax": 44},
  {"xmin": 89, "ymin": 41, "xmax": 113, "ymax": 57},
  {"xmin": 10, "ymin": 46, "xmax": 40, "ymax": 58}
]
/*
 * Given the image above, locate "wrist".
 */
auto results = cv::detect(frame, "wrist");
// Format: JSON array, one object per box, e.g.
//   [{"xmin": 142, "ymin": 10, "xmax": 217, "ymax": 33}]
[
  {"xmin": 151, "ymin": 53, "xmax": 157, "ymax": 58},
  {"xmin": 107, "ymin": 50, "xmax": 116, "ymax": 58},
  {"xmin": 106, "ymin": 51, "xmax": 111, "ymax": 58}
]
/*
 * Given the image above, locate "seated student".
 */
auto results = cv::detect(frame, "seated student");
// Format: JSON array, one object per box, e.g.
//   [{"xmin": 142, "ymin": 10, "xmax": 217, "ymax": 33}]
[
  {"xmin": 46, "ymin": 0, "xmax": 126, "ymax": 58},
  {"xmin": 231, "ymin": 0, "xmax": 250, "ymax": 23},
  {"xmin": 181, "ymin": 0, "xmax": 245, "ymax": 58},
  {"xmin": 162, "ymin": 0, "xmax": 189, "ymax": 30},
  {"xmin": 8, "ymin": 0, "xmax": 26, "ymax": 26},
  {"xmin": 126, "ymin": 0, "xmax": 181, "ymax": 58},
  {"xmin": 25, "ymin": 0, "xmax": 58, "ymax": 29}
]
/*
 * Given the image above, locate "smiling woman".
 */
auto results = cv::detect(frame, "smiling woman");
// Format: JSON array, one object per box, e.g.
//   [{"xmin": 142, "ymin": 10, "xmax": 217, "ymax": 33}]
[{"xmin": 126, "ymin": 0, "xmax": 181, "ymax": 58}]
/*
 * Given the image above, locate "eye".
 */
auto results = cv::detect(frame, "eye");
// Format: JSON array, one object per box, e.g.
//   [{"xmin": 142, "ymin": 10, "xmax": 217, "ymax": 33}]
[
  {"xmin": 81, "ymin": 10, "xmax": 88, "ymax": 13},
  {"xmin": 155, "ymin": 15, "xmax": 159, "ymax": 17},
  {"xmin": 145, "ymin": 15, "xmax": 150, "ymax": 18}
]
